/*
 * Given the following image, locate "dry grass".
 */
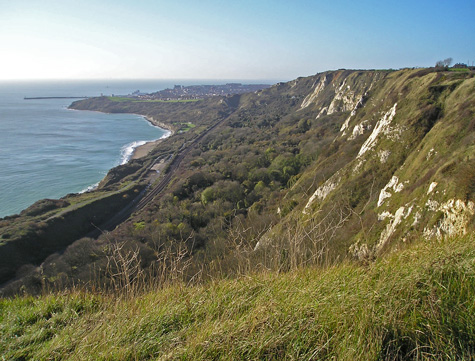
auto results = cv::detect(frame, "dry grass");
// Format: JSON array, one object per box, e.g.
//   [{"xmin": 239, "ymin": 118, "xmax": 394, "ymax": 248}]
[{"xmin": 1, "ymin": 233, "xmax": 475, "ymax": 360}]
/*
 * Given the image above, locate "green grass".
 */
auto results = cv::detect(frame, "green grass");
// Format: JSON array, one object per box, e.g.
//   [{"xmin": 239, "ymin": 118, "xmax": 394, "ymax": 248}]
[
  {"xmin": 1, "ymin": 233, "xmax": 475, "ymax": 360},
  {"xmin": 108, "ymin": 96, "xmax": 200, "ymax": 103},
  {"xmin": 179, "ymin": 122, "xmax": 197, "ymax": 132},
  {"xmin": 449, "ymin": 68, "xmax": 470, "ymax": 72}
]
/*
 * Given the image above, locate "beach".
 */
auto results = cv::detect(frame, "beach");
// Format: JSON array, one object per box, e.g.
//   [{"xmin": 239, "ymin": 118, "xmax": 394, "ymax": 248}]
[{"xmin": 130, "ymin": 116, "xmax": 174, "ymax": 160}]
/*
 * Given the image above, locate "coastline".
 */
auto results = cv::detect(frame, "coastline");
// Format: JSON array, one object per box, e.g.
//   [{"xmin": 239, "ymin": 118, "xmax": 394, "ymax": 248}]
[
  {"xmin": 67, "ymin": 105, "xmax": 176, "ymax": 194},
  {"xmin": 69, "ymin": 107, "xmax": 175, "ymax": 162},
  {"xmin": 129, "ymin": 116, "xmax": 174, "ymax": 161},
  {"xmin": 79, "ymin": 114, "xmax": 174, "ymax": 194}
]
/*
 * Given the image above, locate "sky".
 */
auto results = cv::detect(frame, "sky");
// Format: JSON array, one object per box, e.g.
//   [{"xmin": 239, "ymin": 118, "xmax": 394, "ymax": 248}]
[{"xmin": 0, "ymin": 0, "xmax": 474, "ymax": 81}]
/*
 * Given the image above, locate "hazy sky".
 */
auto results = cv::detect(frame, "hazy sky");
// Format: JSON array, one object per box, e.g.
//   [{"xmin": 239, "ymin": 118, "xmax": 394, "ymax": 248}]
[{"xmin": 1, "ymin": 0, "xmax": 474, "ymax": 80}]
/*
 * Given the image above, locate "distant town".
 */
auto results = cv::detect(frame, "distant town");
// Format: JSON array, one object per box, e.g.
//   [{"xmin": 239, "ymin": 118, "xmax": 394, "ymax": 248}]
[{"xmin": 127, "ymin": 83, "xmax": 272, "ymax": 101}]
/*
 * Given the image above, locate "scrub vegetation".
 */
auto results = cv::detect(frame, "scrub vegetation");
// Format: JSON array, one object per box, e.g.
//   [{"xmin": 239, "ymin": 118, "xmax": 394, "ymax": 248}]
[{"xmin": 1, "ymin": 66, "xmax": 475, "ymax": 358}]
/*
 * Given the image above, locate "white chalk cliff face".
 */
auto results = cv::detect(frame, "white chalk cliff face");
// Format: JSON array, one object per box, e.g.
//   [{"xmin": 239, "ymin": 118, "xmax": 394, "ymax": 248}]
[
  {"xmin": 377, "ymin": 176, "xmax": 405, "ymax": 207},
  {"xmin": 348, "ymin": 119, "xmax": 371, "ymax": 140},
  {"xmin": 303, "ymin": 173, "xmax": 340, "ymax": 213},
  {"xmin": 300, "ymin": 71, "xmax": 379, "ymax": 122},
  {"xmin": 423, "ymin": 199, "xmax": 475, "ymax": 239},
  {"xmin": 300, "ymin": 75, "xmax": 328, "ymax": 109},
  {"xmin": 357, "ymin": 103, "xmax": 397, "ymax": 157},
  {"xmin": 258, "ymin": 69, "xmax": 475, "ymax": 257}
]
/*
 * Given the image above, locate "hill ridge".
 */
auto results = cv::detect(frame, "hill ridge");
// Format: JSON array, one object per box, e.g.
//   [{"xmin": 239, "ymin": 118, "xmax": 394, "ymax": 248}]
[{"xmin": 0, "ymin": 67, "xmax": 474, "ymax": 294}]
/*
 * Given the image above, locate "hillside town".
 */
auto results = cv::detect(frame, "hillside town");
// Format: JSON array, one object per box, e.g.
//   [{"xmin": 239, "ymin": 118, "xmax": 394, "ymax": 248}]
[{"xmin": 130, "ymin": 83, "xmax": 271, "ymax": 101}]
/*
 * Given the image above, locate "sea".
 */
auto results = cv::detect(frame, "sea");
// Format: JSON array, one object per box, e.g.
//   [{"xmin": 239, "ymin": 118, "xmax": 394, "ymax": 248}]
[{"xmin": 0, "ymin": 79, "xmax": 277, "ymax": 218}]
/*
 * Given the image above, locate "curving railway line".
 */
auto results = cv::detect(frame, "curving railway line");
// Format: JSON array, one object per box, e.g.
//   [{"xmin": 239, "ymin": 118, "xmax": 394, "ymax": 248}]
[{"xmin": 91, "ymin": 114, "xmax": 229, "ymax": 236}]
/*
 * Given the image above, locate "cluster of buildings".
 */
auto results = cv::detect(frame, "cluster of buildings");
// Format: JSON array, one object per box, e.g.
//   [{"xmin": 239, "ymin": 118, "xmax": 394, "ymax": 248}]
[{"xmin": 129, "ymin": 83, "xmax": 271, "ymax": 101}]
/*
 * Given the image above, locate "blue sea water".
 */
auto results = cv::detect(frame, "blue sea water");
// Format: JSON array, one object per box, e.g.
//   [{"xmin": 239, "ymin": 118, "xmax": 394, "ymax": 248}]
[
  {"xmin": 0, "ymin": 80, "xmax": 179, "ymax": 218},
  {"xmin": 0, "ymin": 79, "xmax": 278, "ymax": 218}
]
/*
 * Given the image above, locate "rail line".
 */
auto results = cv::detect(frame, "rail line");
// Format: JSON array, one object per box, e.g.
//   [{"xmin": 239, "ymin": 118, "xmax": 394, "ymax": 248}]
[{"xmin": 91, "ymin": 114, "xmax": 229, "ymax": 236}]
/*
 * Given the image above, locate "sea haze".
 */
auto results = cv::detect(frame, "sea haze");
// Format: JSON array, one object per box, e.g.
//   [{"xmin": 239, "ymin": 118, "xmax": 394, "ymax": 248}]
[{"xmin": 0, "ymin": 80, "xmax": 177, "ymax": 218}]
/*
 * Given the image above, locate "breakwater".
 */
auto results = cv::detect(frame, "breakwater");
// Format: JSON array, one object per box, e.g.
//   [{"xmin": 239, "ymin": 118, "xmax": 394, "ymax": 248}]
[{"xmin": 24, "ymin": 96, "xmax": 89, "ymax": 100}]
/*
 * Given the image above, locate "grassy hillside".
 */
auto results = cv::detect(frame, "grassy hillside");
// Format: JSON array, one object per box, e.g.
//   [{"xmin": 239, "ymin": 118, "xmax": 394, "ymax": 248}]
[
  {"xmin": 1, "ymin": 68, "xmax": 474, "ymax": 295},
  {"xmin": 1, "ymin": 233, "xmax": 474, "ymax": 360}
]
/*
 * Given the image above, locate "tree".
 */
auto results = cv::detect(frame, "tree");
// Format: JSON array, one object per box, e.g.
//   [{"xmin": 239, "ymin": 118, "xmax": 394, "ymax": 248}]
[
  {"xmin": 435, "ymin": 58, "xmax": 453, "ymax": 68},
  {"xmin": 443, "ymin": 58, "xmax": 453, "ymax": 67}
]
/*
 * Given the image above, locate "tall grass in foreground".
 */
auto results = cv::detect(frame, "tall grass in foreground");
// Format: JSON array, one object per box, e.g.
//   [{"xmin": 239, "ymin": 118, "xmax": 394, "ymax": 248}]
[{"xmin": 1, "ymin": 234, "xmax": 475, "ymax": 360}]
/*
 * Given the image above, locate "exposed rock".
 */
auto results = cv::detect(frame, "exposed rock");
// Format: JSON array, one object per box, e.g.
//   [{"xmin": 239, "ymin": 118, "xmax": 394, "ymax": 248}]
[
  {"xmin": 424, "ymin": 199, "xmax": 475, "ymax": 239},
  {"xmin": 348, "ymin": 120, "xmax": 371, "ymax": 140},
  {"xmin": 378, "ymin": 211, "xmax": 393, "ymax": 221},
  {"xmin": 303, "ymin": 174, "xmax": 341, "ymax": 213},
  {"xmin": 425, "ymin": 199, "xmax": 440, "ymax": 212},
  {"xmin": 341, "ymin": 95, "xmax": 366, "ymax": 133},
  {"xmin": 349, "ymin": 241, "xmax": 374, "ymax": 262},
  {"xmin": 300, "ymin": 75, "xmax": 328, "ymax": 109},
  {"xmin": 358, "ymin": 103, "xmax": 397, "ymax": 157},
  {"xmin": 377, "ymin": 206, "xmax": 410, "ymax": 251},
  {"xmin": 427, "ymin": 182, "xmax": 438, "ymax": 195},
  {"xmin": 377, "ymin": 176, "xmax": 405, "ymax": 207},
  {"xmin": 316, "ymin": 106, "xmax": 328, "ymax": 119},
  {"xmin": 426, "ymin": 148, "xmax": 437, "ymax": 160},
  {"xmin": 327, "ymin": 81, "xmax": 356, "ymax": 115},
  {"xmin": 412, "ymin": 211, "xmax": 422, "ymax": 226},
  {"xmin": 378, "ymin": 150, "xmax": 391, "ymax": 163}
]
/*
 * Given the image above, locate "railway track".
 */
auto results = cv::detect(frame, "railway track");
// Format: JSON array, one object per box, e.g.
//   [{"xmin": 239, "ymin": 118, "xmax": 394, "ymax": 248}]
[{"xmin": 92, "ymin": 115, "xmax": 229, "ymax": 236}]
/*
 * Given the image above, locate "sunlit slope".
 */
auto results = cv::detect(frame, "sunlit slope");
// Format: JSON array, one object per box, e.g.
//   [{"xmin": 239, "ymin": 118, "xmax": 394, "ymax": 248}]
[
  {"xmin": 257, "ymin": 69, "xmax": 475, "ymax": 259},
  {"xmin": 1, "ymin": 68, "xmax": 474, "ymax": 294},
  {"xmin": 1, "ymin": 234, "xmax": 474, "ymax": 360}
]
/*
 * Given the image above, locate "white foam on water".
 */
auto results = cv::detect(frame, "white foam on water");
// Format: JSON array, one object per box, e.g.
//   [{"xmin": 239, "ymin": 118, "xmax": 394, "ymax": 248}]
[
  {"xmin": 79, "ymin": 181, "xmax": 100, "ymax": 194},
  {"xmin": 120, "ymin": 140, "xmax": 148, "ymax": 165}
]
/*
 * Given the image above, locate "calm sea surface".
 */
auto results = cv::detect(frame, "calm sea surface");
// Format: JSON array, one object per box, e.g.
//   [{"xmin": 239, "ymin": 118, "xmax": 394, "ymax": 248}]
[{"xmin": 0, "ymin": 80, "xmax": 184, "ymax": 217}]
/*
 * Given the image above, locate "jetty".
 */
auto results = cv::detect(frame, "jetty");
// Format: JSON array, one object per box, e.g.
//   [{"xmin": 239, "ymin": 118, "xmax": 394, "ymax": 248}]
[{"xmin": 24, "ymin": 96, "xmax": 89, "ymax": 100}]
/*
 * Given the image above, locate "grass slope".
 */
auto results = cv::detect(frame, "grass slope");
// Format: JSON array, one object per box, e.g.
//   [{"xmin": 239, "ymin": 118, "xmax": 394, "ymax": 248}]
[{"xmin": 1, "ymin": 233, "xmax": 474, "ymax": 360}]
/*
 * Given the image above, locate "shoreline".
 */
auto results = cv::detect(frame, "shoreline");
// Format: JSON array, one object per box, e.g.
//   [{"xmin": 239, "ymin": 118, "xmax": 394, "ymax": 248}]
[
  {"xmin": 69, "ymin": 108, "xmax": 175, "ymax": 161},
  {"xmin": 69, "ymin": 107, "xmax": 175, "ymax": 161},
  {"xmin": 129, "ymin": 116, "xmax": 174, "ymax": 161},
  {"xmin": 68, "ymin": 106, "xmax": 176, "ymax": 193},
  {"xmin": 78, "ymin": 114, "xmax": 174, "ymax": 194}
]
